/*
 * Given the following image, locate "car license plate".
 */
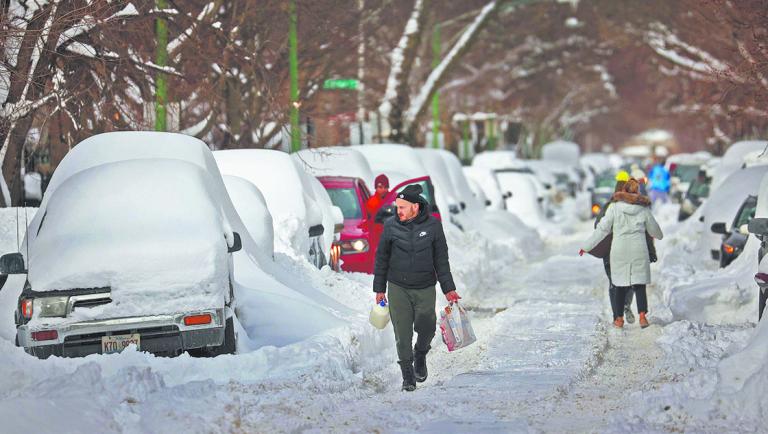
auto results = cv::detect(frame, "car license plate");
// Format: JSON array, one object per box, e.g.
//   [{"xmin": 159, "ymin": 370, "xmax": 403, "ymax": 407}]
[{"xmin": 101, "ymin": 333, "xmax": 140, "ymax": 354}]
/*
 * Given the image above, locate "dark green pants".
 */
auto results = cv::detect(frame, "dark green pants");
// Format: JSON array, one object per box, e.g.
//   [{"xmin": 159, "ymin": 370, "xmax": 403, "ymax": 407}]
[{"xmin": 388, "ymin": 282, "xmax": 437, "ymax": 362}]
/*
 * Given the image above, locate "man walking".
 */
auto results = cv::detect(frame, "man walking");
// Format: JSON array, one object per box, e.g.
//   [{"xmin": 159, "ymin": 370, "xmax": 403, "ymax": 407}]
[{"xmin": 373, "ymin": 184, "xmax": 460, "ymax": 391}]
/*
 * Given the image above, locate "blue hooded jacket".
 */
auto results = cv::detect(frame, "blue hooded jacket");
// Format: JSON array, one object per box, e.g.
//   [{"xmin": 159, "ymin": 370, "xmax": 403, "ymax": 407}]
[{"xmin": 649, "ymin": 163, "xmax": 671, "ymax": 192}]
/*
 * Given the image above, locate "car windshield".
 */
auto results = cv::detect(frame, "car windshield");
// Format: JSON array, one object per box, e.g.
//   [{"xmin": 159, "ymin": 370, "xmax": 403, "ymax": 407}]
[
  {"xmin": 673, "ymin": 164, "xmax": 700, "ymax": 183},
  {"xmin": 734, "ymin": 196, "xmax": 758, "ymax": 228},
  {"xmin": 327, "ymin": 188, "xmax": 361, "ymax": 219},
  {"xmin": 596, "ymin": 177, "xmax": 616, "ymax": 189}
]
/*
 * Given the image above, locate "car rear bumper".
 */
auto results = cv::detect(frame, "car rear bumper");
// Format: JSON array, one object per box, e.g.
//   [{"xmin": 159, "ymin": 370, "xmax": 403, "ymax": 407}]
[
  {"xmin": 17, "ymin": 308, "xmax": 226, "ymax": 359},
  {"xmin": 340, "ymin": 252, "xmax": 374, "ymax": 274}
]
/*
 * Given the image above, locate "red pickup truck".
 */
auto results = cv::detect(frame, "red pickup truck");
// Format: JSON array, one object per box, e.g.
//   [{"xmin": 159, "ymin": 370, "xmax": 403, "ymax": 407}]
[{"xmin": 319, "ymin": 175, "xmax": 440, "ymax": 274}]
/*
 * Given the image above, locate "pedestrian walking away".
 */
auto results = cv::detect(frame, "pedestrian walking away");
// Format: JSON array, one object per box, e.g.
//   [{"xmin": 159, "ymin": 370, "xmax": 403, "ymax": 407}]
[
  {"xmin": 580, "ymin": 178, "xmax": 663, "ymax": 329},
  {"xmin": 648, "ymin": 157, "xmax": 671, "ymax": 205},
  {"xmin": 373, "ymin": 183, "xmax": 461, "ymax": 391}
]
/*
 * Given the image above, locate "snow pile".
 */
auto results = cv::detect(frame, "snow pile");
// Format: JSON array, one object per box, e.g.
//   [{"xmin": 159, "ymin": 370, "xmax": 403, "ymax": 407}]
[
  {"xmin": 351, "ymin": 144, "xmax": 428, "ymax": 187},
  {"xmin": 710, "ymin": 140, "xmax": 768, "ymax": 190}
]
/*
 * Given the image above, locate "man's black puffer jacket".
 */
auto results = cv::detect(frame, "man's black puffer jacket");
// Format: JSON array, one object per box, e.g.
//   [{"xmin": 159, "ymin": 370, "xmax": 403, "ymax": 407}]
[{"xmin": 373, "ymin": 197, "xmax": 456, "ymax": 294}]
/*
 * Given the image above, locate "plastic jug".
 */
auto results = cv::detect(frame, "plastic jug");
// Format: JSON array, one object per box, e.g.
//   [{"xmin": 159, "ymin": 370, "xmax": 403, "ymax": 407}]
[{"xmin": 369, "ymin": 300, "xmax": 390, "ymax": 329}]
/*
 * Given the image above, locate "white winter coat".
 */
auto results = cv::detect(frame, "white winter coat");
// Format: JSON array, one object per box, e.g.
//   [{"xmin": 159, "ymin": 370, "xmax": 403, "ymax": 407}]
[{"xmin": 583, "ymin": 202, "xmax": 663, "ymax": 287}]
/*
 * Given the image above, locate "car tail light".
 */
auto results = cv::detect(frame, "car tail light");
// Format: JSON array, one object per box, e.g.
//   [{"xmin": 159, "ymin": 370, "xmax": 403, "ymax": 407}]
[
  {"xmin": 755, "ymin": 273, "xmax": 768, "ymax": 285},
  {"xmin": 31, "ymin": 330, "xmax": 58, "ymax": 341},
  {"xmin": 591, "ymin": 204, "xmax": 601, "ymax": 215},
  {"xmin": 184, "ymin": 314, "xmax": 212, "ymax": 326},
  {"xmin": 330, "ymin": 243, "xmax": 342, "ymax": 271},
  {"xmin": 20, "ymin": 298, "xmax": 33, "ymax": 319},
  {"xmin": 723, "ymin": 244, "xmax": 736, "ymax": 255}
]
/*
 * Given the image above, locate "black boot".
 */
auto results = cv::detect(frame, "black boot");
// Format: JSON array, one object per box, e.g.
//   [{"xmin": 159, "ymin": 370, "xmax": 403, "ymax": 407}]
[
  {"xmin": 414, "ymin": 346, "xmax": 429, "ymax": 383},
  {"xmin": 398, "ymin": 361, "xmax": 416, "ymax": 391}
]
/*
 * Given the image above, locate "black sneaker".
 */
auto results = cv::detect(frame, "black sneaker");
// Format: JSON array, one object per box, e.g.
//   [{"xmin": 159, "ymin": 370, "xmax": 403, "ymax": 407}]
[{"xmin": 398, "ymin": 361, "xmax": 416, "ymax": 391}]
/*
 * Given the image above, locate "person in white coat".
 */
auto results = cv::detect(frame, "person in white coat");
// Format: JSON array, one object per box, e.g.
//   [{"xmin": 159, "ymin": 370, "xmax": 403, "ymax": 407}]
[{"xmin": 580, "ymin": 178, "xmax": 663, "ymax": 328}]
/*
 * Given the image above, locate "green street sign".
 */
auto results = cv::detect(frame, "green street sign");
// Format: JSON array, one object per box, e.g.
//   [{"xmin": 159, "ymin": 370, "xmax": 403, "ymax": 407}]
[{"xmin": 323, "ymin": 78, "xmax": 358, "ymax": 90}]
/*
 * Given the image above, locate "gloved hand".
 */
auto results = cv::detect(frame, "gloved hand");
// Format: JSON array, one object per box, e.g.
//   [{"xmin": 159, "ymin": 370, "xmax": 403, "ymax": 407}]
[
  {"xmin": 445, "ymin": 290, "xmax": 461, "ymax": 304},
  {"xmin": 375, "ymin": 292, "xmax": 387, "ymax": 304},
  {"xmin": 578, "ymin": 249, "xmax": 585, "ymax": 257}
]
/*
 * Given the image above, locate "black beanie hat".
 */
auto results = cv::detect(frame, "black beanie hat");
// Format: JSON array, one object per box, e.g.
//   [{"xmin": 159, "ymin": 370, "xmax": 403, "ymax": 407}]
[{"xmin": 397, "ymin": 184, "xmax": 423, "ymax": 204}]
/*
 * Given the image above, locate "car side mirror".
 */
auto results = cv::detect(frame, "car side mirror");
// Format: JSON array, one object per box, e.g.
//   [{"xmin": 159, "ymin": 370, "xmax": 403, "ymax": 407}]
[
  {"xmin": 0, "ymin": 252, "xmax": 26, "ymax": 275},
  {"xmin": 449, "ymin": 204, "xmax": 460, "ymax": 215},
  {"xmin": 485, "ymin": 199, "xmax": 491, "ymax": 207},
  {"xmin": 460, "ymin": 202, "xmax": 466, "ymax": 211},
  {"xmin": 504, "ymin": 191, "xmax": 512, "ymax": 199},
  {"xmin": 748, "ymin": 218, "xmax": 768, "ymax": 235},
  {"xmin": 710, "ymin": 222, "xmax": 727, "ymax": 235},
  {"xmin": 375, "ymin": 205, "xmax": 395, "ymax": 223},
  {"xmin": 228, "ymin": 232, "xmax": 242, "ymax": 253}
]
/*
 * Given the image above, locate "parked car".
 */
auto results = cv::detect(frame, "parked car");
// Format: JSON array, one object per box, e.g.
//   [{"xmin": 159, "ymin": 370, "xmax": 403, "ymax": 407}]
[
  {"xmin": 747, "ymin": 174, "xmax": 768, "ymax": 320},
  {"xmin": 214, "ymin": 149, "xmax": 341, "ymax": 270},
  {"xmin": 711, "ymin": 195, "xmax": 757, "ymax": 268},
  {"xmin": 10, "ymin": 131, "xmax": 263, "ymax": 359},
  {"xmin": 698, "ymin": 165, "xmax": 768, "ymax": 263},
  {"xmin": 667, "ymin": 152, "xmax": 711, "ymax": 202},
  {"xmin": 710, "ymin": 140, "xmax": 768, "ymax": 190},
  {"xmin": 8, "ymin": 159, "xmax": 240, "ymax": 359},
  {"xmin": 351, "ymin": 144, "xmax": 442, "ymax": 219},
  {"xmin": 463, "ymin": 166, "xmax": 507, "ymax": 211},
  {"xmin": 317, "ymin": 176, "xmax": 376, "ymax": 273},
  {"xmin": 590, "ymin": 172, "xmax": 617, "ymax": 218},
  {"xmin": 296, "ymin": 146, "xmax": 440, "ymax": 272},
  {"xmin": 678, "ymin": 168, "xmax": 712, "ymax": 221}
]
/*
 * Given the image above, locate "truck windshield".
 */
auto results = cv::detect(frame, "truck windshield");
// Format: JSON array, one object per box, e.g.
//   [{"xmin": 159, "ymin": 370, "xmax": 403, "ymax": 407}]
[{"xmin": 327, "ymin": 188, "xmax": 362, "ymax": 219}]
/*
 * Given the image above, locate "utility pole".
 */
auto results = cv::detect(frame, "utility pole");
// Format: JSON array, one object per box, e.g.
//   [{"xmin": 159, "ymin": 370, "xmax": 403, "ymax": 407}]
[
  {"xmin": 289, "ymin": 0, "xmax": 301, "ymax": 152},
  {"xmin": 357, "ymin": 0, "xmax": 366, "ymax": 145},
  {"xmin": 155, "ymin": 0, "xmax": 168, "ymax": 131},
  {"xmin": 431, "ymin": 23, "xmax": 440, "ymax": 149}
]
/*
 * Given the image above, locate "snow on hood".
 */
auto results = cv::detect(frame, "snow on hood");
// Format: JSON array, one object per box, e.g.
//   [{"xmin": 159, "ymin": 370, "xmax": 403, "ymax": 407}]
[
  {"xmin": 472, "ymin": 150, "xmax": 518, "ymax": 171},
  {"xmin": 711, "ymin": 140, "xmax": 768, "ymax": 189},
  {"xmin": 541, "ymin": 140, "xmax": 580, "ymax": 166},
  {"xmin": 293, "ymin": 147, "xmax": 374, "ymax": 185},
  {"xmin": 350, "ymin": 144, "xmax": 428, "ymax": 187},
  {"xmin": 28, "ymin": 160, "xmax": 230, "ymax": 317},
  {"xmin": 213, "ymin": 149, "xmax": 325, "ymax": 258}
]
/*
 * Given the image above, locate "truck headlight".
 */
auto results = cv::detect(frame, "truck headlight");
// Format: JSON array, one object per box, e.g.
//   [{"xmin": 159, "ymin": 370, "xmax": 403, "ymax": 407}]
[
  {"xmin": 340, "ymin": 238, "xmax": 369, "ymax": 254},
  {"xmin": 34, "ymin": 296, "xmax": 69, "ymax": 318}
]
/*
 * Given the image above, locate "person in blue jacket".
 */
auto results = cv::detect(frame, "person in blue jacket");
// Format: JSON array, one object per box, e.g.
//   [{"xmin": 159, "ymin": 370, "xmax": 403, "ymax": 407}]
[{"xmin": 648, "ymin": 158, "xmax": 671, "ymax": 204}]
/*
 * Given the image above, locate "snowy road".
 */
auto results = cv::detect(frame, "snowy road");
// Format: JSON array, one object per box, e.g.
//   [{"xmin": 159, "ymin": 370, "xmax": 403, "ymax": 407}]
[{"xmin": 3, "ymin": 204, "xmax": 758, "ymax": 433}]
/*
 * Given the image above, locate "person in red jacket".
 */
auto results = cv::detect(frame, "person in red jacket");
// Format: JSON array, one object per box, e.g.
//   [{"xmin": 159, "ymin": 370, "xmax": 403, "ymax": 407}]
[{"xmin": 366, "ymin": 174, "xmax": 389, "ymax": 214}]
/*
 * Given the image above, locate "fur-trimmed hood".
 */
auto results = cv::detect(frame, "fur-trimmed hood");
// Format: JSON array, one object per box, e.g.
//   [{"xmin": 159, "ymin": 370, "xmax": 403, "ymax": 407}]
[{"xmin": 612, "ymin": 191, "xmax": 651, "ymax": 207}]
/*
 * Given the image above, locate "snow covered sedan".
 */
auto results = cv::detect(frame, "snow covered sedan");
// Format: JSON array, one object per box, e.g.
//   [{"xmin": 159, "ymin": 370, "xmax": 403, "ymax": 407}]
[
  {"xmin": 711, "ymin": 195, "xmax": 757, "ymax": 268},
  {"xmin": 7, "ymin": 159, "xmax": 240, "ymax": 359}
]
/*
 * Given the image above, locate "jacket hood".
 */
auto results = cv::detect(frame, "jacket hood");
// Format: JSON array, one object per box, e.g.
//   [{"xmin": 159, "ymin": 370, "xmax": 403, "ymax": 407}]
[
  {"xmin": 612, "ymin": 201, "xmax": 646, "ymax": 215},
  {"xmin": 396, "ymin": 195, "xmax": 430, "ymax": 225},
  {"xmin": 612, "ymin": 191, "xmax": 651, "ymax": 207}
]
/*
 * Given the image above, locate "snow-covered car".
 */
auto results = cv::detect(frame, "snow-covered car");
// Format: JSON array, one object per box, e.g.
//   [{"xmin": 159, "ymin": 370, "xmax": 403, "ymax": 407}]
[
  {"xmin": 214, "ymin": 149, "xmax": 341, "ymax": 269},
  {"xmin": 222, "ymin": 175, "xmax": 275, "ymax": 256},
  {"xmin": 678, "ymin": 168, "xmax": 712, "ymax": 221},
  {"xmin": 699, "ymin": 165, "xmax": 768, "ymax": 263},
  {"xmin": 747, "ymin": 174, "xmax": 768, "ymax": 320},
  {"xmin": 667, "ymin": 152, "xmax": 711, "ymax": 202},
  {"xmin": 351, "ymin": 144, "xmax": 442, "ymax": 216},
  {"xmin": 494, "ymin": 170, "xmax": 545, "ymax": 227},
  {"xmin": 463, "ymin": 166, "xmax": 507, "ymax": 210},
  {"xmin": 710, "ymin": 140, "xmax": 768, "ymax": 190},
  {"xmin": 711, "ymin": 194, "xmax": 756, "ymax": 268},
  {"xmin": 4, "ymin": 131, "xmax": 271, "ymax": 359},
  {"xmin": 7, "ymin": 159, "xmax": 240, "ymax": 359}
]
